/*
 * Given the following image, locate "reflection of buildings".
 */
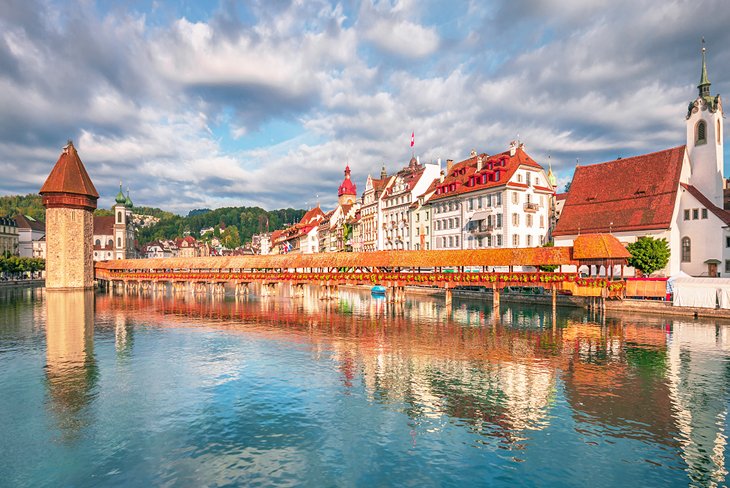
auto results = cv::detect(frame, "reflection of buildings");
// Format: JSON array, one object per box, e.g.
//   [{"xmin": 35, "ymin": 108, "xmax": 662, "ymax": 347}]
[
  {"xmin": 667, "ymin": 322, "xmax": 730, "ymax": 486},
  {"xmin": 45, "ymin": 290, "xmax": 97, "ymax": 441},
  {"xmin": 93, "ymin": 287, "xmax": 730, "ymax": 482}
]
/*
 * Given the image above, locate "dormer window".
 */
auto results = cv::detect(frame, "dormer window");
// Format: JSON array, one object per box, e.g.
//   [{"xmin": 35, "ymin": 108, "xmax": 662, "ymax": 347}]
[{"xmin": 696, "ymin": 120, "xmax": 707, "ymax": 145}]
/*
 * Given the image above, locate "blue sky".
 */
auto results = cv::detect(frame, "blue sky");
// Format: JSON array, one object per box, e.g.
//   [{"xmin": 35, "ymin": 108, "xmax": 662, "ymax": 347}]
[{"xmin": 1, "ymin": 0, "xmax": 729, "ymax": 213}]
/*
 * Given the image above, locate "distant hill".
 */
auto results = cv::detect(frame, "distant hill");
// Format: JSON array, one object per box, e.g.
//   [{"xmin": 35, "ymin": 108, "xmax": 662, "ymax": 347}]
[
  {"xmin": 0, "ymin": 193, "xmax": 174, "ymax": 223},
  {"xmin": 137, "ymin": 206, "xmax": 306, "ymax": 245}
]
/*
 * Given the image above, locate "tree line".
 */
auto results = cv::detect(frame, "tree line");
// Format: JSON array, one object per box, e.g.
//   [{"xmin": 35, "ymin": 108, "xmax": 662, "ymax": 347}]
[
  {"xmin": 137, "ymin": 206, "xmax": 306, "ymax": 247},
  {"xmin": 0, "ymin": 255, "xmax": 45, "ymax": 279}
]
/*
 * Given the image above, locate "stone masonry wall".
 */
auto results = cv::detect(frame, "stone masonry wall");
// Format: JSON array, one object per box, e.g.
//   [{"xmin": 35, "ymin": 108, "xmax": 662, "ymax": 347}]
[{"xmin": 46, "ymin": 207, "xmax": 94, "ymax": 289}]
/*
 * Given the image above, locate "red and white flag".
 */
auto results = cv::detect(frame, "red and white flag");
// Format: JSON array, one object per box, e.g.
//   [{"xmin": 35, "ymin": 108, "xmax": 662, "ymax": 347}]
[{"xmin": 410, "ymin": 131, "xmax": 415, "ymax": 147}]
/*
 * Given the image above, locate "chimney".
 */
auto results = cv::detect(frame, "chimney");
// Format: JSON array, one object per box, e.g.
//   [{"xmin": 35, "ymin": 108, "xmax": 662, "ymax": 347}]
[
  {"xmin": 509, "ymin": 140, "xmax": 517, "ymax": 157},
  {"xmin": 476, "ymin": 156, "xmax": 483, "ymax": 172},
  {"xmin": 439, "ymin": 170, "xmax": 445, "ymax": 183},
  {"xmin": 416, "ymin": 156, "xmax": 420, "ymax": 165},
  {"xmin": 446, "ymin": 159, "xmax": 454, "ymax": 173}
]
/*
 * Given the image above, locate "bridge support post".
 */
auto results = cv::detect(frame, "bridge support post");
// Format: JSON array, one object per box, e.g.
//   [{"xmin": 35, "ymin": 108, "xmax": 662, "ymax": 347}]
[
  {"xmin": 444, "ymin": 287, "xmax": 452, "ymax": 307},
  {"xmin": 551, "ymin": 285, "xmax": 557, "ymax": 314},
  {"xmin": 492, "ymin": 284, "xmax": 500, "ymax": 310}
]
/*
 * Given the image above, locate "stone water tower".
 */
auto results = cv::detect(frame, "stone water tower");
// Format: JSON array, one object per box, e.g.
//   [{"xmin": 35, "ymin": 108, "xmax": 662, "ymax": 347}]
[{"xmin": 40, "ymin": 141, "xmax": 99, "ymax": 289}]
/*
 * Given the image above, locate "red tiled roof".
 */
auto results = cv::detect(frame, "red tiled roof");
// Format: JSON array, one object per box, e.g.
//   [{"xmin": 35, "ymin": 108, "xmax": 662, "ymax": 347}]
[
  {"xmin": 93, "ymin": 215, "xmax": 115, "ymax": 235},
  {"xmin": 427, "ymin": 147, "xmax": 543, "ymax": 202},
  {"xmin": 681, "ymin": 183, "xmax": 730, "ymax": 225},
  {"xmin": 298, "ymin": 206, "xmax": 325, "ymax": 226},
  {"xmin": 572, "ymin": 234, "xmax": 631, "ymax": 260},
  {"xmin": 556, "ymin": 193, "xmax": 568, "ymax": 201},
  {"xmin": 553, "ymin": 146, "xmax": 686, "ymax": 236},
  {"xmin": 40, "ymin": 142, "xmax": 99, "ymax": 198},
  {"xmin": 372, "ymin": 177, "xmax": 389, "ymax": 192}
]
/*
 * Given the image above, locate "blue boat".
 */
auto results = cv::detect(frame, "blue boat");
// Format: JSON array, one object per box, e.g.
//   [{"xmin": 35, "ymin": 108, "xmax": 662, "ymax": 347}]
[{"xmin": 371, "ymin": 285, "xmax": 386, "ymax": 295}]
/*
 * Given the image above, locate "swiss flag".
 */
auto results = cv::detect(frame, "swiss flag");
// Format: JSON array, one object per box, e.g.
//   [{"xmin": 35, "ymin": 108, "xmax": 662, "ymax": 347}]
[{"xmin": 410, "ymin": 131, "xmax": 415, "ymax": 147}]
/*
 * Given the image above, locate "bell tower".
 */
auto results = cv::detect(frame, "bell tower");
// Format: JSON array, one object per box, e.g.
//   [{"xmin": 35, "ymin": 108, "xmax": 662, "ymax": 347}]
[
  {"xmin": 113, "ymin": 184, "xmax": 127, "ymax": 259},
  {"xmin": 40, "ymin": 141, "xmax": 99, "ymax": 289},
  {"xmin": 686, "ymin": 39, "xmax": 724, "ymax": 206}
]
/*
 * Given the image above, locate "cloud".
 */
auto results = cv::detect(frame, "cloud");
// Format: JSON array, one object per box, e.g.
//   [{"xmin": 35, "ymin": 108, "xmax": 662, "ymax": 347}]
[{"xmin": 1, "ymin": 0, "xmax": 729, "ymax": 219}]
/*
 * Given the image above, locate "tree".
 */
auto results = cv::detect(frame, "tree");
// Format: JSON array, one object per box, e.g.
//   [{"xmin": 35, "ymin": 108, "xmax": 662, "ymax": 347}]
[
  {"xmin": 626, "ymin": 237, "xmax": 670, "ymax": 276},
  {"xmin": 563, "ymin": 181, "xmax": 571, "ymax": 193},
  {"xmin": 221, "ymin": 226, "xmax": 241, "ymax": 249}
]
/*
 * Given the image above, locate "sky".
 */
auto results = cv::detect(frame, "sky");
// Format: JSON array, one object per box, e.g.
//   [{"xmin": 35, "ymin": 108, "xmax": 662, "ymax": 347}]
[{"xmin": 2, "ymin": 0, "xmax": 730, "ymax": 214}]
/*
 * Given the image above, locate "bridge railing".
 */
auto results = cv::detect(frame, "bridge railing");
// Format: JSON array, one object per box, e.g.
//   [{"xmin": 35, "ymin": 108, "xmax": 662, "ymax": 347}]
[{"xmin": 96, "ymin": 269, "xmax": 625, "ymax": 293}]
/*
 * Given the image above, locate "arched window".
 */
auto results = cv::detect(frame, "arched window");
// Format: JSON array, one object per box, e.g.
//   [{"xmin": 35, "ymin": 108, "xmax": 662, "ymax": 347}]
[
  {"xmin": 681, "ymin": 237, "xmax": 691, "ymax": 262},
  {"xmin": 696, "ymin": 120, "xmax": 707, "ymax": 144},
  {"xmin": 117, "ymin": 211, "xmax": 122, "ymax": 223},
  {"xmin": 108, "ymin": 239, "xmax": 113, "ymax": 247},
  {"xmin": 117, "ymin": 237, "xmax": 122, "ymax": 248}
]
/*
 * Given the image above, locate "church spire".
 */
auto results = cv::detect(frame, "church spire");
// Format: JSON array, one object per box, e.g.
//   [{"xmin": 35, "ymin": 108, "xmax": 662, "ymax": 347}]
[{"xmin": 698, "ymin": 38, "xmax": 711, "ymax": 98}]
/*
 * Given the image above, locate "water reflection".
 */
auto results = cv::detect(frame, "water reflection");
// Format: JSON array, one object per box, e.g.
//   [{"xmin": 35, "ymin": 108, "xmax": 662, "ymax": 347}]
[
  {"xmin": 90, "ymin": 286, "xmax": 730, "ymax": 484},
  {"xmin": 45, "ymin": 290, "xmax": 97, "ymax": 442}
]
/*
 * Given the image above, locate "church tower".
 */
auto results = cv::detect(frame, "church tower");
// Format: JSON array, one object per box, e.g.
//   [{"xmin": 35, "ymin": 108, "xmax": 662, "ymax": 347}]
[
  {"xmin": 113, "ymin": 184, "xmax": 127, "ymax": 260},
  {"xmin": 686, "ymin": 40, "xmax": 724, "ymax": 207},
  {"xmin": 338, "ymin": 165, "xmax": 357, "ymax": 205},
  {"xmin": 40, "ymin": 141, "xmax": 99, "ymax": 289}
]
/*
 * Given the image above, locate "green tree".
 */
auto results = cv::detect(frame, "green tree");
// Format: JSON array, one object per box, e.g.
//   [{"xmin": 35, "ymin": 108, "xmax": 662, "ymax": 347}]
[
  {"xmin": 221, "ymin": 226, "xmax": 241, "ymax": 249},
  {"xmin": 626, "ymin": 237, "xmax": 670, "ymax": 276}
]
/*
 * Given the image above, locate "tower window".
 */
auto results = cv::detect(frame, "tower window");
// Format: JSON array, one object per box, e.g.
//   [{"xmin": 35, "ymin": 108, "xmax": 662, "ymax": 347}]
[
  {"xmin": 681, "ymin": 237, "xmax": 691, "ymax": 262},
  {"xmin": 696, "ymin": 120, "xmax": 707, "ymax": 145},
  {"xmin": 117, "ymin": 237, "xmax": 122, "ymax": 248},
  {"xmin": 718, "ymin": 120, "xmax": 722, "ymax": 144},
  {"xmin": 117, "ymin": 212, "xmax": 122, "ymax": 223}
]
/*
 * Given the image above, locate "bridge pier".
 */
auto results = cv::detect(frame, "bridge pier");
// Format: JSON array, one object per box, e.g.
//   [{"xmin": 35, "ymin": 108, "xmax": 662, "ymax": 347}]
[
  {"xmin": 444, "ymin": 287, "xmax": 452, "ymax": 307},
  {"xmin": 235, "ymin": 282, "xmax": 250, "ymax": 297},
  {"xmin": 211, "ymin": 282, "xmax": 226, "ymax": 295},
  {"xmin": 492, "ymin": 284, "xmax": 500, "ymax": 309},
  {"xmin": 292, "ymin": 283, "xmax": 305, "ymax": 298},
  {"xmin": 262, "ymin": 282, "xmax": 279, "ymax": 297},
  {"xmin": 321, "ymin": 284, "xmax": 338, "ymax": 300}
]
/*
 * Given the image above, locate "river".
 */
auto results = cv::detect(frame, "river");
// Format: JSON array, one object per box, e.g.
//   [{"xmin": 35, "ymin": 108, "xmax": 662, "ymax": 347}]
[{"xmin": 0, "ymin": 285, "xmax": 728, "ymax": 487}]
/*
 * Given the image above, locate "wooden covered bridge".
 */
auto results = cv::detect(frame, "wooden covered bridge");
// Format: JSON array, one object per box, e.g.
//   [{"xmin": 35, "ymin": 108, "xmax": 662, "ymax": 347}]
[{"xmin": 95, "ymin": 234, "xmax": 631, "ymax": 307}]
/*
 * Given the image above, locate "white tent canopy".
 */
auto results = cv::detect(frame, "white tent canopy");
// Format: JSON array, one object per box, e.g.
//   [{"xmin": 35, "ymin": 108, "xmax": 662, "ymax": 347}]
[{"xmin": 672, "ymin": 277, "xmax": 730, "ymax": 309}]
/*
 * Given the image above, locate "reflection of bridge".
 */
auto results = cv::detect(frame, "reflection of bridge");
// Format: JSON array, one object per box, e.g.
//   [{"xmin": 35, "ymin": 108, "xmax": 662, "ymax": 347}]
[{"xmin": 96, "ymin": 234, "xmax": 630, "ymax": 310}]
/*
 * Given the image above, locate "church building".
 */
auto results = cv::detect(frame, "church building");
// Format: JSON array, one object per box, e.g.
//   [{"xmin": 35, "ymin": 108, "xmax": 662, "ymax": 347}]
[
  {"xmin": 92, "ymin": 184, "xmax": 137, "ymax": 261},
  {"xmin": 554, "ymin": 44, "xmax": 729, "ymax": 277}
]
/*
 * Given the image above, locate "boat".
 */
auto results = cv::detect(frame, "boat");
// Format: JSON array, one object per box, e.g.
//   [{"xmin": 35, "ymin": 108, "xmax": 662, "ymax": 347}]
[{"xmin": 371, "ymin": 285, "xmax": 386, "ymax": 295}]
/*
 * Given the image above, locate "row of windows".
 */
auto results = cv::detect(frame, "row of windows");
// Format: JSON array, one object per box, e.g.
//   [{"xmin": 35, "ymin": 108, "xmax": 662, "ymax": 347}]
[
  {"xmin": 436, "ymin": 218, "xmax": 460, "ymax": 231},
  {"xmin": 466, "ymin": 193, "xmax": 503, "ymax": 210},
  {"xmin": 511, "ymin": 214, "xmax": 545, "ymax": 228},
  {"xmin": 683, "ymin": 208, "xmax": 708, "ymax": 220}
]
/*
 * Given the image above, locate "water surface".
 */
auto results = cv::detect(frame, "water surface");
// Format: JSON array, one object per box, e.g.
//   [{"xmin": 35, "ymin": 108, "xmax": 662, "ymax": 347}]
[{"xmin": 1, "ymin": 285, "xmax": 729, "ymax": 487}]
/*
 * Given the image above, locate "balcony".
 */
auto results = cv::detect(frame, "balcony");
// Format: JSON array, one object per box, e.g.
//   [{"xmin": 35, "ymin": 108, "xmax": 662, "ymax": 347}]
[
  {"xmin": 469, "ymin": 224, "xmax": 494, "ymax": 236},
  {"xmin": 523, "ymin": 202, "xmax": 539, "ymax": 212}
]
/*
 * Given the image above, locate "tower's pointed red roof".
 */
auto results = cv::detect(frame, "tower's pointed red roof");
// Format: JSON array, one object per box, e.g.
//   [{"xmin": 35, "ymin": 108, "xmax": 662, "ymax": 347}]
[
  {"xmin": 40, "ymin": 141, "xmax": 99, "ymax": 198},
  {"xmin": 338, "ymin": 165, "xmax": 357, "ymax": 196}
]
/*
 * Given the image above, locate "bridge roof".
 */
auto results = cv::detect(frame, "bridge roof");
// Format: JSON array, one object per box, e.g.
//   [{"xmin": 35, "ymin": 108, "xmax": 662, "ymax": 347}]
[{"xmin": 96, "ymin": 246, "xmax": 577, "ymax": 271}]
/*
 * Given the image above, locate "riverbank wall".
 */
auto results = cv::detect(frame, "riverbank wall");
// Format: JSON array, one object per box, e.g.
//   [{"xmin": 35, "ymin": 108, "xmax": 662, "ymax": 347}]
[{"xmin": 0, "ymin": 279, "xmax": 45, "ymax": 289}]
